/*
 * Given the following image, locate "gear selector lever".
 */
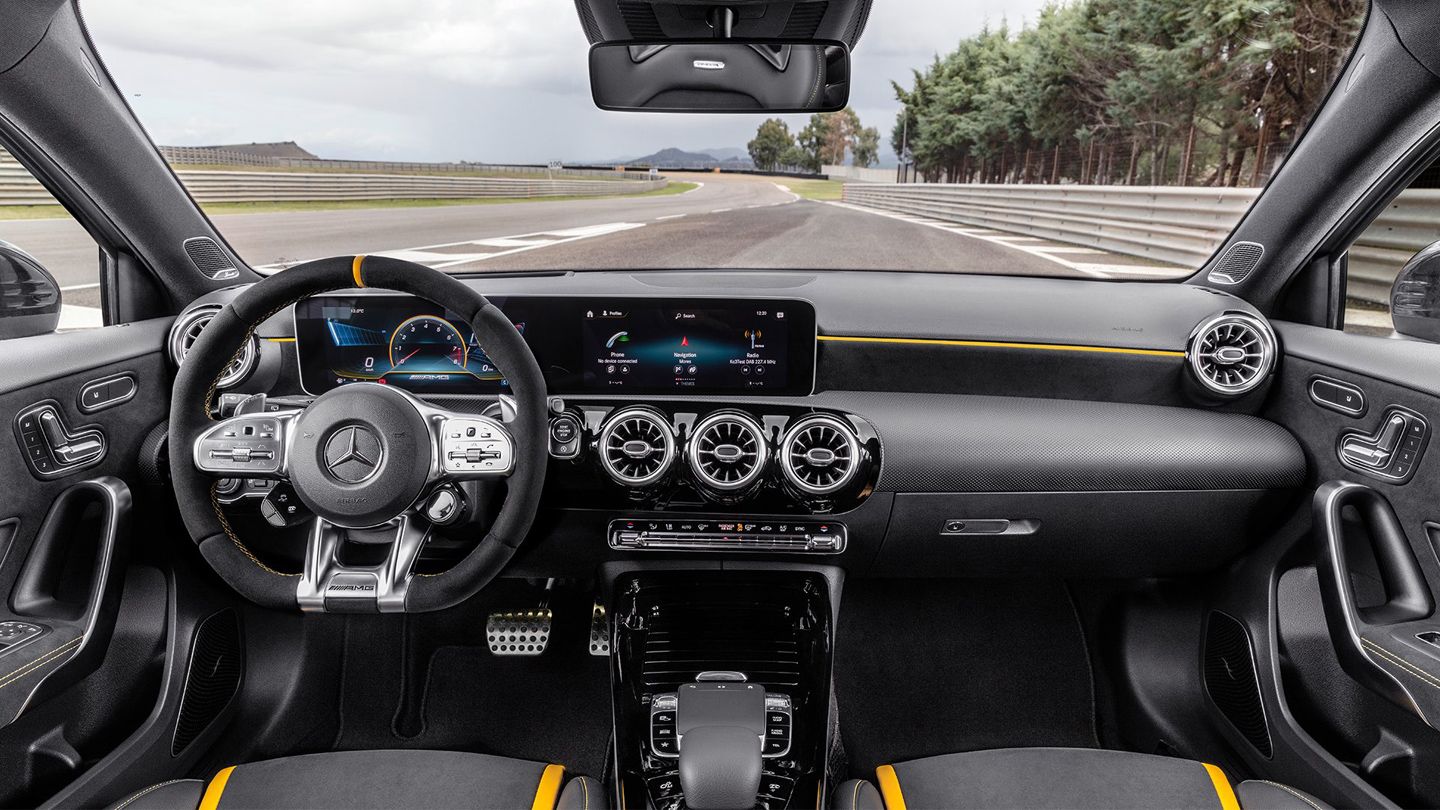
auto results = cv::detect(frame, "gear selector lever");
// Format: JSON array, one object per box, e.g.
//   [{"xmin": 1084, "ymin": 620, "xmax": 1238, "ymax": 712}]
[{"xmin": 676, "ymin": 680, "xmax": 766, "ymax": 810}]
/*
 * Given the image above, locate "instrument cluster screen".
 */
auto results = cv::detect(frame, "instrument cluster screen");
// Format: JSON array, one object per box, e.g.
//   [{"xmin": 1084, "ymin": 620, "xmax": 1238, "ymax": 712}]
[
  {"xmin": 580, "ymin": 303, "xmax": 797, "ymax": 392},
  {"xmin": 294, "ymin": 295, "xmax": 815, "ymax": 396}
]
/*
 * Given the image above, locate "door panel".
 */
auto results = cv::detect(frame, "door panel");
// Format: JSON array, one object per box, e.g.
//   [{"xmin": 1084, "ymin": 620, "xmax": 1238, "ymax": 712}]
[
  {"xmin": 1265, "ymin": 320, "xmax": 1440, "ymax": 806},
  {"xmin": 0, "ymin": 318, "xmax": 172, "ymax": 804}
]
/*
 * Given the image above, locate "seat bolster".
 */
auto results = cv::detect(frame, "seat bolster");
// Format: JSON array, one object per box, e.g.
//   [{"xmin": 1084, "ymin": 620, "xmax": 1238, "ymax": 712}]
[
  {"xmin": 557, "ymin": 775, "xmax": 607, "ymax": 810},
  {"xmin": 107, "ymin": 779, "xmax": 205, "ymax": 810},
  {"xmin": 1235, "ymin": 780, "xmax": 1333, "ymax": 810},
  {"xmin": 832, "ymin": 779, "xmax": 884, "ymax": 810}
]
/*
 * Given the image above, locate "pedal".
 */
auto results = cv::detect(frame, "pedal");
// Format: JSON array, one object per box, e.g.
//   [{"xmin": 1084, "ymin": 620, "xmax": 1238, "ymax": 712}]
[
  {"xmin": 486, "ymin": 608, "xmax": 553, "ymax": 656},
  {"xmin": 589, "ymin": 602, "xmax": 610, "ymax": 656}
]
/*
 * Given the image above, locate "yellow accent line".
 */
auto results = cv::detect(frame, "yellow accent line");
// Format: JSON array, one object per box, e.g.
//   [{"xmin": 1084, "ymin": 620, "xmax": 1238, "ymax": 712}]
[
  {"xmin": 198, "ymin": 766, "xmax": 235, "ymax": 810},
  {"xmin": 817, "ymin": 334, "xmax": 1185, "ymax": 358},
  {"xmin": 875, "ymin": 765, "xmax": 907, "ymax": 810},
  {"xmin": 1203, "ymin": 763, "xmax": 1241, "ymax": 810},
  {"xmin": 263, "ymin": 337, "xmax": 296, "ymax": 343},
  {"xmin": 531, "ymin": 764, "xmax": 566, "ymax": 810},
  {"xmin": 352, "ymin": 255, "xmax": 367, "ymax": 288}
]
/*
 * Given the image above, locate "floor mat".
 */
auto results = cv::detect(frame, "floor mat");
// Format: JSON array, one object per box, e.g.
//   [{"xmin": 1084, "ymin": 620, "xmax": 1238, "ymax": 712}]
[
  {"xmin": 834, "ymin": 579, "xmax": 1098, "ymax": 775},
  {"xmin": 330, "ymin": 582, "xmax": 612, "ymax": 778}
]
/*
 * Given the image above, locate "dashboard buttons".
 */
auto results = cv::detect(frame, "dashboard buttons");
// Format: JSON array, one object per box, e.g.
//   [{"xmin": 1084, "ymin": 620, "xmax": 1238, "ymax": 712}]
[
  {"xmin": 610, "ymin": 519, "xmax": 846, "ymax": 554},
  {"xmin": 1310, "ymin": 376, "xmax": 1366, "ymax": 417},
  {"xmin": 548, "ymin": 413, "xmax": 582, "ymax": 459},
  {"xmin": 440, "ymin": 417, "xmax": 514, "ymax": 476},
  {"xmin": 0, "ymin": 621, "xmax": 44, "ymax": 654},
  {"xmin": 762, "ymin": 694, "xmax": 792, "ymax": 758},
  {"xmin": 650, "ymin": 693, "xmax": 679, "ymax": 758}
]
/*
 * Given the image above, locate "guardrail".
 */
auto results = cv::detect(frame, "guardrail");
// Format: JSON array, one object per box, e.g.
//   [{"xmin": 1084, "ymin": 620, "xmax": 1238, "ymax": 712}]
[
  {"xmin": 842, "ymin": 183, "xmax": 1440, "ymax": 304},
  {"xmin": 0, "ymin": 164, "xmax": 666, "ymax": 206}
]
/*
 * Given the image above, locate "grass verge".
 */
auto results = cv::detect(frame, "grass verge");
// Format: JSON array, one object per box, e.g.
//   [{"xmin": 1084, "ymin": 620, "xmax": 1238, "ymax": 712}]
[
  {"xmin": 0, "ymin": 182, "xmax": 698, "ymax": 220},
  {"xmin": 782, "ymin": 178, "xmax": 845, "ymax": 201}
]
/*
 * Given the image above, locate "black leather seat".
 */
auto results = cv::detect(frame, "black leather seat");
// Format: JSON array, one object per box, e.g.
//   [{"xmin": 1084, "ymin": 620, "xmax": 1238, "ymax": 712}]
[
  {"xmin": 110, "ymin": 749, "xmax": 603, "ymax": 810},
  {"xmin": 835, "ymin": 748, "xmax": 1332, "ymax": 810}
]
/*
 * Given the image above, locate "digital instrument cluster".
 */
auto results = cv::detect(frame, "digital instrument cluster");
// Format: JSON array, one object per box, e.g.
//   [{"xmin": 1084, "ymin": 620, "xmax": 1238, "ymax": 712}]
[{"xmin": 293, "ymin": 295, "xmax": 816, "ymax": 396}]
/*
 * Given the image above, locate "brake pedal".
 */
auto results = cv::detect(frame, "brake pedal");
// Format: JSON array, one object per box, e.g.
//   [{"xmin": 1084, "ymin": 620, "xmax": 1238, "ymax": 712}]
[
  {"xmin": 589, "ymin": 602, "xmax": 610, "ymax": 656},
  {"xmin": 486, "ymin": 608, "xmax": 553, "ymax": 656}
]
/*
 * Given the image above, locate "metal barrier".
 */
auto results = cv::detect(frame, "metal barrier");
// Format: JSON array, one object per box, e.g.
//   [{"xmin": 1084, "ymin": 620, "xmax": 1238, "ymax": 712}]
[
  {"xmin": 842, "ymin": 182, "xmax": 1440, "ymax": 304},
  {"xmin": 0, "ymin": 162, "xmax": 666, "ymax": 206}
]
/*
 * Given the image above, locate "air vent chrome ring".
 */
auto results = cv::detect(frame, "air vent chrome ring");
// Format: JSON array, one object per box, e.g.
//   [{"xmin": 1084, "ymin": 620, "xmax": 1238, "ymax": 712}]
[
  {"xmin": 168, "ymin": 305, "xmax": 257, "ymax": 389},
  {"xmin": 780, "ymin": 414, "xmax": 862, "ymax": 497},
  {"xmin": 687, "ymin": 410, "xmax": 768, "ymax": 493},
  {"xmin": 598, "ymin": 407, "xmax": 676, "ymax": 487},
  {"xmin": 1187, "ymin": 312, "xmax": 1276, "ymax": 397}
]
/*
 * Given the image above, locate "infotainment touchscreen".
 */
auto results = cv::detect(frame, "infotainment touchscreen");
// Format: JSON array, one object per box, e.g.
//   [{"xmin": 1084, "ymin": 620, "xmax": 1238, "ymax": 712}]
[
  {"xmin": 294, "ymin": 295, "xmax": 816, "ymax": 395},
  {"xmin": 579, "ymin": 302, "xmax": 801, "ymax": 392}
]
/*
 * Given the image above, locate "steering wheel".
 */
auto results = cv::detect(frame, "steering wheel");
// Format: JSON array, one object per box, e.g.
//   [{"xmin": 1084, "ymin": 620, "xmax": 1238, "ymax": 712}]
[{"xmin": 167, "ymin": 256, "xmax": 548, "ymax": 613}]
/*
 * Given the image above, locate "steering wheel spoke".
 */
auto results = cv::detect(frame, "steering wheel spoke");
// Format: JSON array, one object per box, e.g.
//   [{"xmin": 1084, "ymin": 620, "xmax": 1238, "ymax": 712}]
[
  {"xmin": 296, "ymin": 513, "xmax": 433, "ymax": 613},
  {"xmin": 193, "ymin": 411, "xmax": 297, "ymax": 479}
]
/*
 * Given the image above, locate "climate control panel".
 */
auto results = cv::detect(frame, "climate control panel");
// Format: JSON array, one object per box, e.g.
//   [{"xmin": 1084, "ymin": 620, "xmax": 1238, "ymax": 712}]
[{"xmin": 610, "ymin": 518, "xmax": 845, "ymax": 554}]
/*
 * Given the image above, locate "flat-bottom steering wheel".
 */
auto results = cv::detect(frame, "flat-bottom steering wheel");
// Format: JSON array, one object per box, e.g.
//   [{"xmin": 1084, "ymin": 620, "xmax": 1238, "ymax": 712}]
[{"xmin": 168, "ymin": 256, "xmax": 548, "ymax": 613}]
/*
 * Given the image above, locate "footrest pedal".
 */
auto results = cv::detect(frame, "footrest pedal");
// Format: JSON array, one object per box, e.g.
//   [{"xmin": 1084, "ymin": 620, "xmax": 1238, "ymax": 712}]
[
  {"xmin": 590, "ymin": 602, "xmax": 610, "ymax": 656},
  {"xmin": 486, "ymin": 609, "xmax": 552, "ymax": 656}
]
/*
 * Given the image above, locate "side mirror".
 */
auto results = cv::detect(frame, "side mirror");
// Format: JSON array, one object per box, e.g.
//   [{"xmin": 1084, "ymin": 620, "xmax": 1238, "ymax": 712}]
[
  {"xmin": 590, "ymin": 40, "xmax": 850, "ymax": 113},
  {"xmin": 0, "ymin": 239, "xmax": 61, "ymax": 339},
  {"xmin": 1391, "ymin": 240, "xmax": 1440, "ymax": 341}
]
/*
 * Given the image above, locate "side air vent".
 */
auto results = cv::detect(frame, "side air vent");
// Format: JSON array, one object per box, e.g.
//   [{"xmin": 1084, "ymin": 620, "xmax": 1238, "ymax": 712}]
[
  {"xmin": 173, "ymin": 609, "xmax": 243, "ymax": 755},
  {"xmin": 780, "ymin": 414, "xmax": 861, "ymax": 497},
  {"xmin": 182, "ymin": 237, "xmax": 240, "ymax": 281},
  {"xmin": 1187, "ymin": 312, "xmax": 1276, "ymax": 397},
  {"xmin": 618, "ymin": 1, "xmax": 665, "ymax": 38},
  {"xmin": 1206, "ymin": 241, "xmax": 1265, "ymax": 285},
  {"xmin": 1203, "ymin": 611, "xmax": 1272, "ymax": 758},
  {"xmin": 168, "ymin": 305, "xmax": 257, "ymax": 389},
  {"xmin": 599, "ymin": 407, "xmax": 676, "ymax": 487},
  {"xmin": 782, "ymin": 1, "xmax": 830, "ymax": 37},
  {"xmin": 687, "ymin": 411, "xmax": 768, "ymax": 494}
]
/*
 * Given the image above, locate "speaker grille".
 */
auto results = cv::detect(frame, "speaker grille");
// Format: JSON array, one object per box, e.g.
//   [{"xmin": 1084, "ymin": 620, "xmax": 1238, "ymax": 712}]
[
  {"xmin": 1203, "ymin": 611, "xmax": 1272, "ymax": 758},
  {"xmin": 618, "ymin": 2, "xmax": 664, "ymax": 38},
  {"xmin": 1207, "ymin": 241, "xmax": 1265, "ymax": 285},
  {"xmin": 172, "ymin": 609, "xmax": 243, "ymax": 755},
  {"xmin": 783, "ymin": 2, "xmax": 829, "ymax": 37},
  {"xmin": 182, "ymin": 237, "xmax": 239, "ymax": 281}
]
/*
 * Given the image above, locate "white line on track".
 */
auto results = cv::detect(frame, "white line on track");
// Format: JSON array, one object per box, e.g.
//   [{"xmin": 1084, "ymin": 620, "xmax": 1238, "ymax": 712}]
[
  {"xmin": 824, "ymin": 200, "xmax": 1184, "ymax": 280},
  {"xmin": 656, "ymin": 214, "xmax": 686, "ymax": 220},
  {"xmin": 771, "ymin": 183, "xmax": 801, "ymax": 202},
  {"xmin": 712, "ymin": 208, "xmax": 732, "ymax": 213}
]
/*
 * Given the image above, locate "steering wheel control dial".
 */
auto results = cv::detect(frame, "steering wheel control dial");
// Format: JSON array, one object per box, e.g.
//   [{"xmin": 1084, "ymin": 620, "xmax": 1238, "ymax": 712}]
[
  {"xmin": 193, "ymin": 413, "xmax": 292, "ymax": 476},
  {"xmin": 440, "ymin": 416, "xmax": 514, "ymax": 475}
]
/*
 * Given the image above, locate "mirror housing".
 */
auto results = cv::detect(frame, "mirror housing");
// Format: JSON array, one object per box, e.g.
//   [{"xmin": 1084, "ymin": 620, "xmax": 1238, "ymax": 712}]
[
  {"xmin": 1391, "ymin": 240, "xmax": 1440, "ymax": 341},
  {"xmin": 0, "ymin": 239, "xmax": 61, "ymax": 339},
  {"xmin": 590, "ymin": 39, "xmax": 849, "ymax": 113}
]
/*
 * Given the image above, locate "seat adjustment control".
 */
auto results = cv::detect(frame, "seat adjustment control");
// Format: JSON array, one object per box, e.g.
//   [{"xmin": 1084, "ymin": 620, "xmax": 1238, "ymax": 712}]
[
  {"xmin": 14, "ymin": 402, "xmax": 106, "ymax": 479},
  {"xmin": 1338, "ymin": 406, "xmax": 1428, "ymax": 483}
]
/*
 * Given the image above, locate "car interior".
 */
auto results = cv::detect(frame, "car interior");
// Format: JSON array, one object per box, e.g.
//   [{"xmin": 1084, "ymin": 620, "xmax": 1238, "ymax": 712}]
[{"xmin": 6, "ymin": 0, "xmax": 1440, "ymax": 808}]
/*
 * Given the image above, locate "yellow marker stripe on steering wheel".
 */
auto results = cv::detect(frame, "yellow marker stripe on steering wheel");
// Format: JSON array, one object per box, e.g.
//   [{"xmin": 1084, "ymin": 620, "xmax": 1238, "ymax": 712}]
[{"xmin": 352, "ymin": 255, "xmax": 367, "ymax": 288}]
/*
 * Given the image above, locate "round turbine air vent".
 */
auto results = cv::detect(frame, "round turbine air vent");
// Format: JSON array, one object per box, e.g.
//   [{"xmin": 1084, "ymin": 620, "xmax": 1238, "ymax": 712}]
[
  {"xmin": 168, "ymin": 305, "xmax": 257, "ymax": 389},
  {"xmin": 687, "ymin": 411, "xmax": 768, "ymax": 493},
  {"xmin": 1187, "ymin": 312, "xmax": 1276, "ymax": 397},
  {"xmin": 598, "ymin": 407, "xmax": 676, "ymax": 487},
  {"xmin": 780, "ymin": 414, "xmax": 862, "ymax": 497}
]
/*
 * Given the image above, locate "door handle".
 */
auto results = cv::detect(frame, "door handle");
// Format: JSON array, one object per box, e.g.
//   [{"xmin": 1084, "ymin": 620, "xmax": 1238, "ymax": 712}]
[{"xmin": 1315, "ymin": 480, "xmax": 1440, "ymax": 727}]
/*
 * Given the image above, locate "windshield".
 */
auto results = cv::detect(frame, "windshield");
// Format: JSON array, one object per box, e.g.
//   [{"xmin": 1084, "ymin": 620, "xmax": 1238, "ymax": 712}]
[{"xmin": 71, "ymin": 0, "xmax": 1361, "ymax": 282}]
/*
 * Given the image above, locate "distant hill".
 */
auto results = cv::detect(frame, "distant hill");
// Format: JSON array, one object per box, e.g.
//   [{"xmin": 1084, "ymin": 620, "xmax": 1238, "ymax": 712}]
[{"xmin": 619, "ymin": 147, "xmax": 753, "ymax": 169}]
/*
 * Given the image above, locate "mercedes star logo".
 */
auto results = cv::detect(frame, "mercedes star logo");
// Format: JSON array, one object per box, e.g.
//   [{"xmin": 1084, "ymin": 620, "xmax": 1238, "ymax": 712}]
[{"xmin": 324, "ymin": 426, "xmax": 383, "ymax": 483}]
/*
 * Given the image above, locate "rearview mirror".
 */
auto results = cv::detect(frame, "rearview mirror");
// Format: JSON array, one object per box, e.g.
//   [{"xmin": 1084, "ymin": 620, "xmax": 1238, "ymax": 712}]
[
  {"xmin": 0, "ymin": 239, "xmax": 61, "ymax": 339},
  {"xmin": 1391, "ymin": 240, "xmax": 1440, "ymax": 341},
  {"xmin": 590, "ymin": 40, "xmax": 850, "ymax": 113}
]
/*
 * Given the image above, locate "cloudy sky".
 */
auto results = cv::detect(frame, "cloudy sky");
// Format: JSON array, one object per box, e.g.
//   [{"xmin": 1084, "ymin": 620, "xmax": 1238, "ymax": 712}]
[{"xmin": 82, "ymin": 0, "xmax": 1049, "ymax": 165}]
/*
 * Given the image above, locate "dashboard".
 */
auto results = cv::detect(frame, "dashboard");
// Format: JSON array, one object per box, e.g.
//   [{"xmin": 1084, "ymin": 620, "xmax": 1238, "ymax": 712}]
[
  {"xmin": 293, "ymin": 295, "xmax": 817, "ymax": 396},
  {"xmin": 173, "ymin": 269, "xmax": 1308, "ymax": 579}
]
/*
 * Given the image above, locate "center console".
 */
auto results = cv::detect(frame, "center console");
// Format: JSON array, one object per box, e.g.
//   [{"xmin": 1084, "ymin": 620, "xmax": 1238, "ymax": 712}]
[{"xmin": 609, "ymin": 572, "xmax": 836, "ymax": 810}]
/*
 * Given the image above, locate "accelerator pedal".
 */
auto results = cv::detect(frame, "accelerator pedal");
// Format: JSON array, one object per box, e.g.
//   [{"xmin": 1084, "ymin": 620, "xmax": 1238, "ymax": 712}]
[
  {"xmin": 589, "ymin": 602, "xmax": 610, "ymax": 656},
  {"xmin": 486, "ymin": 608, "xmax": 553, "ymax": 656}
]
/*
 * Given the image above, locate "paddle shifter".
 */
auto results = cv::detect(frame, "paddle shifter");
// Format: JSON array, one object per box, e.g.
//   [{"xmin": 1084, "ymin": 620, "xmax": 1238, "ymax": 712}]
[{"xmin": 675, "ymin": 674, "xmax": 766, "ymax": 810}]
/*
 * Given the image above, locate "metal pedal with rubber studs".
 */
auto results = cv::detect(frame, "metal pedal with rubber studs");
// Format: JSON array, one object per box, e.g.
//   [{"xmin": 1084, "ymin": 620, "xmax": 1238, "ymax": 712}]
[
  {"xmin": 589, "ymin": 603, "xmax": 610, "ymax": 656},
  {"xmin": 486, "ymin": 608, "xmax": 553, "ymax": 656}
]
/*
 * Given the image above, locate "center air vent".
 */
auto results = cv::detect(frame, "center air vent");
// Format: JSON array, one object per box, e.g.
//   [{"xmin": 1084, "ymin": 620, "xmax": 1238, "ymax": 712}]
[
  {"xmin": 780, "ymin": 414, "xmax": 861, "ymax": 497},
  {"xmin": 1187, "ymin": 312, "xmax": 1276, "ymax": 397},
  {"xmin": 167, "ymin": 305, "xmax": 257, "ymax": 389},
  {"xmin": 599, "ymin": 407, "xmax": 676, "ymax": 487},
  {"xmin": 687, "ymin": 411, "xmax": 768, "ymax": 494}
]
